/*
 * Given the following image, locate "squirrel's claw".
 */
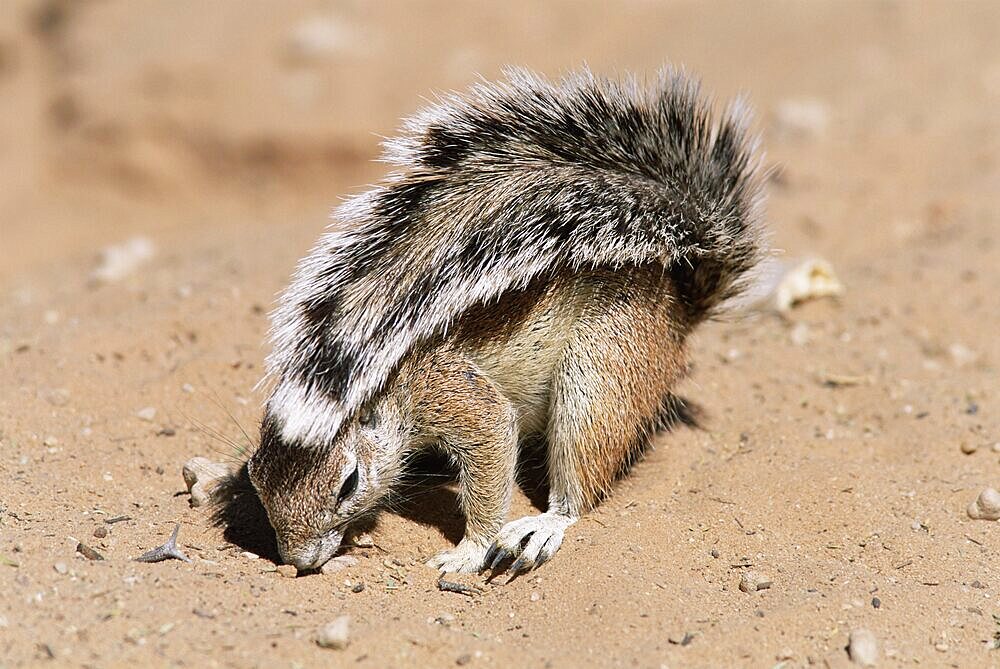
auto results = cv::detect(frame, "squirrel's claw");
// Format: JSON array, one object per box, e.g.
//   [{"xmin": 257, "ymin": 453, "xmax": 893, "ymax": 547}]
[
  {"xmin": 483, "ymin": 512, "xmax": 577, "ymax": 576},
  {"xmin": 484, "ymin": 543, "xmax": 512, "ymax": 572}
]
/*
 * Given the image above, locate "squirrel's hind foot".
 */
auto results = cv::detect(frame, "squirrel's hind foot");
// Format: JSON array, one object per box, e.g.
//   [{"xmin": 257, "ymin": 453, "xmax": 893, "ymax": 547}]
[{"xmin": 484, "ymin": 512, "xmax": 577, "ymax": 575}]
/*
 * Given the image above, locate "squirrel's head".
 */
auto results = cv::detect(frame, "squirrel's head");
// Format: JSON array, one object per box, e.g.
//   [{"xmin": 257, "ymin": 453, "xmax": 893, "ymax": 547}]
[{"xmin": 247, "ymin": 391, "xmax": 409, "ymax": 571}]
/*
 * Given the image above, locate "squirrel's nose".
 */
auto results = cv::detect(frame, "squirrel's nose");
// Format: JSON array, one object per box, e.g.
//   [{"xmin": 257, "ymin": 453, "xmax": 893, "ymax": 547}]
[
  {"xmin": 280, "ymin": 531, "xmax": 342, "ymax": 572},
  {"xmin": 283, "ymin": 544, "xmax": 326, "ymax": 572}
]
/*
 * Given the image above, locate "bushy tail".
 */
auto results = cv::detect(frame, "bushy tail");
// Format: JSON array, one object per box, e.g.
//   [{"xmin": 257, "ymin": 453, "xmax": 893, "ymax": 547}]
[{"xmin": 267, "ymin": 67, "xmax": 767, "ymax": 446}]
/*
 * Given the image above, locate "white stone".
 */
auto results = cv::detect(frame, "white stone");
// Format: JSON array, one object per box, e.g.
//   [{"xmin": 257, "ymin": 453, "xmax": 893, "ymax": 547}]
[
  {"xmin": 316, "ymin": 616, "xmax": 350, "ymax": 649},
  {"xmin": 967, "ymin": 487, "xmax": 1000, "ymax": 521},
  {"xmin": 136, "ymin": 407, "xmax": 157, "ymax": 422},
  {"xmin": 90, "ymin": 237, "xmax": 155, "ymax": 284},
  {"xmin": 772, "ymin": 98, "xmax": 830, "ymax": 138},
  {"xmin": 320, "ymin": 555, "xmax": 359, "ymax": 575},
  {"xmin": 848, "ymin": 628, "xmax": 879, "ymax": 666}
]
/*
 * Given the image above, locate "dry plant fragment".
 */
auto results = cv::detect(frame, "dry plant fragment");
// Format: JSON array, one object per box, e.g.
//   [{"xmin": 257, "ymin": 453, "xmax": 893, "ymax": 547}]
[
  {"xmin": 437, "ymin": 576, "xmax": 483, "ymax": 597},
  {"xmin": 134, "ymin": 524, "xmax": 191, "ymax": 563},
  {"xmin": 182, "ymin": 457, "xmax": 235, "ymax": 507},
  {"xmin": 774, "ymin": 259, "xmax": 844, "ymax": 313}
]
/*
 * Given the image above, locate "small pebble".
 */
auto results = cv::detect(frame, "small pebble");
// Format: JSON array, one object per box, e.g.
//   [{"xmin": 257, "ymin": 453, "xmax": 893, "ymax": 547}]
[
  {"xmin": 992, "ymin": 442, "xmax": 1000, "ymax": 454},
  {"xmin": 90, "ymin": 236, "xmax": 155, "ymax": 284},
  {"xmin": 242, "ymin": 551, "xmax": 259, "ymax": 560},
  {"xmin": 135, "ymin": 407, "xmax": 157, "ymax": 422},
  {"xmin": 351, "ymin": 582, "xmax": 365, "ymax": 593},
  {"xmin": 871, "ymin": 596, "xmax": 881, "ymax": 609},
  {"xmin": 948, "ymin": 343, "xmax": 978, "ymax": 367},
  {"xmin": 967, "ymin": 487, "xmax": 1000, "ymax": 521},
  {"xmin": 316, "ymin": 615, "xmax": 350, "ymax": 650},
  {"xmin": 352, "ymin": 533, "xmax": 374, "ymax": 548},
  {"xmin": 53, "ymin": 562, "xmax": 68, "ymax": 575},
  {"xmin": 76, "ymin": 542, "xmax": 105, "ymax": 561},
  {"xmin": 285, "ymin": 16, "xmax": 358, "ymax": 64},
  {"xmin": 848, "ymin": 627, "xmax": 879, "ymax": 666},
  {"xmin": 772, "ymin": 98, "xmax": 830, "ymax": 138},
  {"xmin": 276, "ymin": 564, "xmax": 298, "ymax": 578},
  {"xmin": 739, "ymin": 571, "xmax": 773, "ymax": 593},
  {"xmin": 320, "ymin": 555, "xmax": 359, "ymax": 575},
  {"xmin": 789, "ymin": 321, "xmax": 811, "ymax": 346},
  {"xmin": 668, "ymin": 632, "xmax": 694, "ymax": 646},
  {"xmin": 529, "ymin": 591, "xmax": 541, "ymax": 602},
  {"xmin": 43, "ymin": 388, "xmax": 70, "ymax": 406},
  {"xmin": 960, "ymin": 442, "xmax": 978, "ymax": 455},
  {"xmin": 93, "ymin": 526, "xmax": 108, "ymax": 539},
  {"xmin": 456, "ymin": 654, "xmax": 472, "ymax": 666}
]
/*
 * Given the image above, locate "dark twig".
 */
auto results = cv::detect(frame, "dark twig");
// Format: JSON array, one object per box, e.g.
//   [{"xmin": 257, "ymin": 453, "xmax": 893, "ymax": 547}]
[{"xmin": 436, "ymin": 576, "xmax": 482, "ymax": 597}]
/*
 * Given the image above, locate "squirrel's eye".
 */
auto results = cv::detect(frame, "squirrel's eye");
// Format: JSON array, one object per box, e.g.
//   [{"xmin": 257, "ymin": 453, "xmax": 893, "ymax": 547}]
[{"xmin": 336, "ymin": 463, "xmax": 359, "ymax": 507}]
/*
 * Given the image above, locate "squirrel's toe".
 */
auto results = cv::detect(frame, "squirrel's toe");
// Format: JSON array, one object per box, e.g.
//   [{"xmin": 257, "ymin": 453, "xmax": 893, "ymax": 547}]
[{"xmin": 427, "ymin": 538, "xmax": 490, "ymax": 574}]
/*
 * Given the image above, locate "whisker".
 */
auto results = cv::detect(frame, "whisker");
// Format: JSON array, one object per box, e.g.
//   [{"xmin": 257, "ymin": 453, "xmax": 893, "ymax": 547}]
[
  {"xmin": 180, "ymin": 408, "xmax": 251, "ymax": 462},
  {"xmin": 203, "ymin": 385, "xmax": 257, "ymax": 453},
  {"xmin": 189, "ymin": 415, "xmax": 247, "ymax": 454}
]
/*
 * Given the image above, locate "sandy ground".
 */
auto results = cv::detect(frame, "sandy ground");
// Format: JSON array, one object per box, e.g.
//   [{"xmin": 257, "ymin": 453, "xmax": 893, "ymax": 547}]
[{"xmin": 2, "ymin": 1, "xmax": 1000, "ymax": 667}]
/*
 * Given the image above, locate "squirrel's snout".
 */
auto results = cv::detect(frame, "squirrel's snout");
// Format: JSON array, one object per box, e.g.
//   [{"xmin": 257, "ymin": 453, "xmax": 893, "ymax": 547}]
[
  {"xmin": 283, "ymin": 546, "xmax": 325, "ymax": 572},
  {"xmin": 279, "ymin": 530, "xmax": 343, "ymax": 572}
]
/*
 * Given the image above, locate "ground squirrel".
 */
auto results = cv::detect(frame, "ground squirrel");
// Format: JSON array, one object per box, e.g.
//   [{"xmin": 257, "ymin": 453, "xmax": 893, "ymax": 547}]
[{"xmin": 246, "ymin": 67, "xmax": 767, "ymax": 574}]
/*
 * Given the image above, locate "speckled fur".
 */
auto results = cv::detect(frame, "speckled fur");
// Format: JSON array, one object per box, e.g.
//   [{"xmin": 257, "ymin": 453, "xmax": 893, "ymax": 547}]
[{"xmin": 247, "ymin": 67, "xmax": 767, "ymax": 572}]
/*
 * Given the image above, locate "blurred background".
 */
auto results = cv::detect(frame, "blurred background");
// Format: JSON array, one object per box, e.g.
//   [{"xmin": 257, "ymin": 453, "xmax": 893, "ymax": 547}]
[{"xmin": 3, "ymin": 0, "xmax": 998, "ymax": 282}]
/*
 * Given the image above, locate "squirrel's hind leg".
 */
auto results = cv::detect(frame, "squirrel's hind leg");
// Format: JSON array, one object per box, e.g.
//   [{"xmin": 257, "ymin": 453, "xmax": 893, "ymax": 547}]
[{"xmin": 487, "ymin": 273, "xmax": 689, "ymax": 574}]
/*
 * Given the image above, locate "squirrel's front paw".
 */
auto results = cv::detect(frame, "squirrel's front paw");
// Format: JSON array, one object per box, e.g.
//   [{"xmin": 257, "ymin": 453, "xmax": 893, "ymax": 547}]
[
  {"xmin": 427, "ymin": 538, "xmax": 490, "ymax": 573},
  {"xmin": 484, "ymin": 512, "xmax": 577, "ymax": 574}
]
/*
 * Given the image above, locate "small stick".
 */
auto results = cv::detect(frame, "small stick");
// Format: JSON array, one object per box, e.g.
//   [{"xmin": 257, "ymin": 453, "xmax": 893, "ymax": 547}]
[{"xmin": 436, "ymin": 576, "xmax": 482, "ymax": 597}]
